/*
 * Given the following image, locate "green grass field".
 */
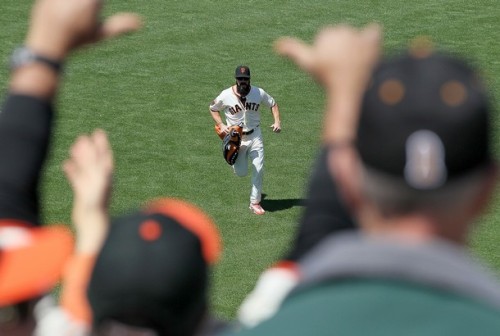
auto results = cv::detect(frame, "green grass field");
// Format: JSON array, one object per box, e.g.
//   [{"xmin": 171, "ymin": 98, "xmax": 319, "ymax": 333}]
[{"xmin": 2, "ymin": 0, "xmax": 500, "ymax": 320}]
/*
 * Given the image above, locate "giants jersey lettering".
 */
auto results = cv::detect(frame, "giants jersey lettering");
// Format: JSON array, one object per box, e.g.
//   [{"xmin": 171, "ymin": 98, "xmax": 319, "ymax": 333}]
[{"xmin": 210, "ymin": 86, "xmax": 275, "ymax": 131}]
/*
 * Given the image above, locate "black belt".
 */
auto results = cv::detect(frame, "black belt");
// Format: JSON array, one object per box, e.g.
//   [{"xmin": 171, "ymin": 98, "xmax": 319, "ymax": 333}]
[{"xmin": 243, "ymin": 125, "xmax": 258, "ymax": 135}]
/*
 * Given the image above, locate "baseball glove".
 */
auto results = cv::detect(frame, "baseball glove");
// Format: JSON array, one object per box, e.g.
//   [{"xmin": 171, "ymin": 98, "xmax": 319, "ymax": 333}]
[{"xmin": 220, "ymin": 125, "xmax": 243, "ymax": 165}]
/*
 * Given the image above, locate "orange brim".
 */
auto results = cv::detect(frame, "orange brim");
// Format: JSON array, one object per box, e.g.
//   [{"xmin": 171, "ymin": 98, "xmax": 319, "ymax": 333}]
[
  {"xmin": 145, "ymin": 198, "xmax": 222, "ymax": 264},
  {"xmin": 0, "ymin": 223, "xmax": 74, "ymax": 306}
]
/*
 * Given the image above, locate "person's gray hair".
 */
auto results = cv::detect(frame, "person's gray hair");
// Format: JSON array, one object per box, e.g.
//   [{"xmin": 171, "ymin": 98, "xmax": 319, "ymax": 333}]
[{"xmin": 360, "ymin": 164, "xmax": 493, "ymax": 217}]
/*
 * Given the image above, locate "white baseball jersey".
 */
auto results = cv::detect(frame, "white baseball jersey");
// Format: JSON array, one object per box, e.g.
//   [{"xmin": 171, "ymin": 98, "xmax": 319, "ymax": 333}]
[{"xmin": 210, "ymin": 85, "xmax": 276, "ymax": 132}]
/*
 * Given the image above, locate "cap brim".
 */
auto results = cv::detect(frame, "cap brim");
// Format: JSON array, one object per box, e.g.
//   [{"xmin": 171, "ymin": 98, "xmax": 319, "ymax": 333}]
[
  {"xmin": 0, "ymin": 222, "xmax": 74, "ymax": 306},
  {"xmin": 145, "ymin": 198, "xmax": 222, "ymax": 264}
]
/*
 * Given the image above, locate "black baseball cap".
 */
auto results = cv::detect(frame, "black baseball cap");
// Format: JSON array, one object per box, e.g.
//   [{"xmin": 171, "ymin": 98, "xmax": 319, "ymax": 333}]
[
  {"xmin": 235, "ymin": 65, "xmax": 251, "ymax": 78},
  {"xmin": 357, "ymin": 50, "xmax": 492, "ymax": 190},
  {"xmin": 87, "ymin": 198, "xmax": 222, "ymax": 336}
]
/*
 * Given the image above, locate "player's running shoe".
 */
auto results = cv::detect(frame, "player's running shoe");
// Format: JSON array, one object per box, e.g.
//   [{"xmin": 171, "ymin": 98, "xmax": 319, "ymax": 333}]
[{"xmin": 249, "ymin": 203, "xmax": 265, "ymax": 215}]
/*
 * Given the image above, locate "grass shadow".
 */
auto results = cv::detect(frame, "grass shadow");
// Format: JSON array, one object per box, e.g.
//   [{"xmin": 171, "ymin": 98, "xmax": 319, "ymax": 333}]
[{"xmin": 261, "ymin": 193, "xmax": 306, "ymax": 213}]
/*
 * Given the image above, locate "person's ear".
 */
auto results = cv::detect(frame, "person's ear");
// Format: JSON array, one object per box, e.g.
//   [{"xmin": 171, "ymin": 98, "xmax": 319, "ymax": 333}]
[{"xmin": 471, "ymin": 163, "xmax": 499, "ymax": 217}]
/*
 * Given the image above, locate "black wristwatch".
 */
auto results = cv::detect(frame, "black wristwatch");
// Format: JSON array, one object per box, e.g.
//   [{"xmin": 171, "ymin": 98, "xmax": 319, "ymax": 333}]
[{"xmin": 10, "ymin": 46, "xmax": 63, "ymax": 73}]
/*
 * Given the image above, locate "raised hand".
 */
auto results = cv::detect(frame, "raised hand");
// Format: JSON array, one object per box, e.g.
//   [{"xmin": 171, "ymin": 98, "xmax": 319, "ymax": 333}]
[
  {"xmin": 63, "ymin": 129, "xmax": 114, "ymax": 254},
  {"xmin": 275, "ymin": 24, "xmax": 382, "ymax": 143},
  {"xmin": 26, "ymin": 0, "xmax": 142, "ymax": 60}
]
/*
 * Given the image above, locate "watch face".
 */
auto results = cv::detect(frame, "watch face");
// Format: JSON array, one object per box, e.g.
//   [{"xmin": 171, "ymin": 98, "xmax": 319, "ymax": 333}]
[
  {"xmin": 11, "ymin": 47, "xmax": 35, "ymax": 69},
  {"xmin": 10, "ymin": 47, "xmax": 61, "ymax": 73},
  {"xmin": 10, "ymin": 47, "xmax": 62, "ymax": 72}
]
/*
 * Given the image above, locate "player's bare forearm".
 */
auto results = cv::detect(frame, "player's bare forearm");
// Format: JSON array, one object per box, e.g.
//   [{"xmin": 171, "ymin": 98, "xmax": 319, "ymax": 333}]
[
  {"xmin": 211, "ymin": 110, "xmax": 230, "ymax": 134},
  {"xmin": 270, "ymin": 104, "xmax": 282, "ymax": 133},
  {"xmin": 271, "ymin": 104, "xmax": 281, "ymax": 123},
  {"xmin": 210, "ymin": 110, "xmax": 225, "ymax": 125}
]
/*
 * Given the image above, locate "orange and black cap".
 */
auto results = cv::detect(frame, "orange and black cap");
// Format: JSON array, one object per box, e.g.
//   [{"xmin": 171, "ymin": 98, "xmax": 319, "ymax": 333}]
[{"xmin": 88, "ymin": 198, "xmax": 222, "ymax": 335}]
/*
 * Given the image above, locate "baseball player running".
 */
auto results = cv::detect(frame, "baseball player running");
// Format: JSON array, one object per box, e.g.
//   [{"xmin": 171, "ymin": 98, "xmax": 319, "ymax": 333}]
[{"xmin": 210, "ymin": 65, "xmax": 281, "ymax": 215}]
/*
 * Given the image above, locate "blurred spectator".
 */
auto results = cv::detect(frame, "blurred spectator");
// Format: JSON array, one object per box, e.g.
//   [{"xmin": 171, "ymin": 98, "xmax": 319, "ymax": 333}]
[
  {"xmin": 0, "ymin": 221, "xmax": 73, "ymax": 335},
  {"xmin": 63, "ymin": 130, "xmax": 226, "ymax": 336},
  {"xmin": 86, "ymin": 197, "xmax": 224, "ymax": 336},
  {"xmin": 0, "ymin": 0, "xmax": 140, "ymax": 334},
  {"xmin": 237, "ymin": 146, "xmax": 357, "ymax": 328},
  {"xmin": 230, "ymin": 25, "xmax": 500, "ymax": 335}
]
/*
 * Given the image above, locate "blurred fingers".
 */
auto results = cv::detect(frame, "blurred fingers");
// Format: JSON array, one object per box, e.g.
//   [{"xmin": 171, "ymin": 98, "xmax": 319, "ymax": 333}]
[
  {"xmin": 274, "ymin": 37, "xmax": 315, "ymax": 73},
  {"xmin": 98, "ymin": 13, "xmax": 143, "ymax": 40},
  {"xmin": 92, "ymin": 129, "xmax": 114, "ymax": 173},
  {"xmin": 362, "ymin": 23, "xmax": 382, "ymax": 43},
  {"xmin": 62, "ymin": 160, "xmax": 77, "ymax": 184},
  {"xmin": 362, "ymin": 23, "xmax": 383, "ymax": 61}
]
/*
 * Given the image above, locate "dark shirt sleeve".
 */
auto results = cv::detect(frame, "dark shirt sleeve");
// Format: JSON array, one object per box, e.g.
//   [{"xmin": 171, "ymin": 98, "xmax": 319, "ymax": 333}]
[
  {"xmin": 0, "ymin": 94, "xmax": 54, "ymax": 225},
  {"xmin": 284, "ymin": 146, "xmax": 357, "ymax": 262}
]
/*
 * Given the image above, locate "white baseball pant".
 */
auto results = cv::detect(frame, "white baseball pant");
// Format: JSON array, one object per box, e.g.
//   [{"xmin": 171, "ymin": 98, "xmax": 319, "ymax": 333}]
[{"xmin": 233, "ymin": 127, "xmax": 264, "ymax": 204}]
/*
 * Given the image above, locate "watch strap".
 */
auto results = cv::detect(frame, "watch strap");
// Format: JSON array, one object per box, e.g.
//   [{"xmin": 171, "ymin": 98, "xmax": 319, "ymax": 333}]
[{"xmin": 10, "ymin": 46, "xmax": 63, "ymax": 73}]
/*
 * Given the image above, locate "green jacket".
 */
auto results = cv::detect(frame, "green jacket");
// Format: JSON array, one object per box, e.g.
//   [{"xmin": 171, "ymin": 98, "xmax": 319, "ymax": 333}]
[{"xmin": 227, "ymin": 234, "xmax": 500, "ymax": 335}]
